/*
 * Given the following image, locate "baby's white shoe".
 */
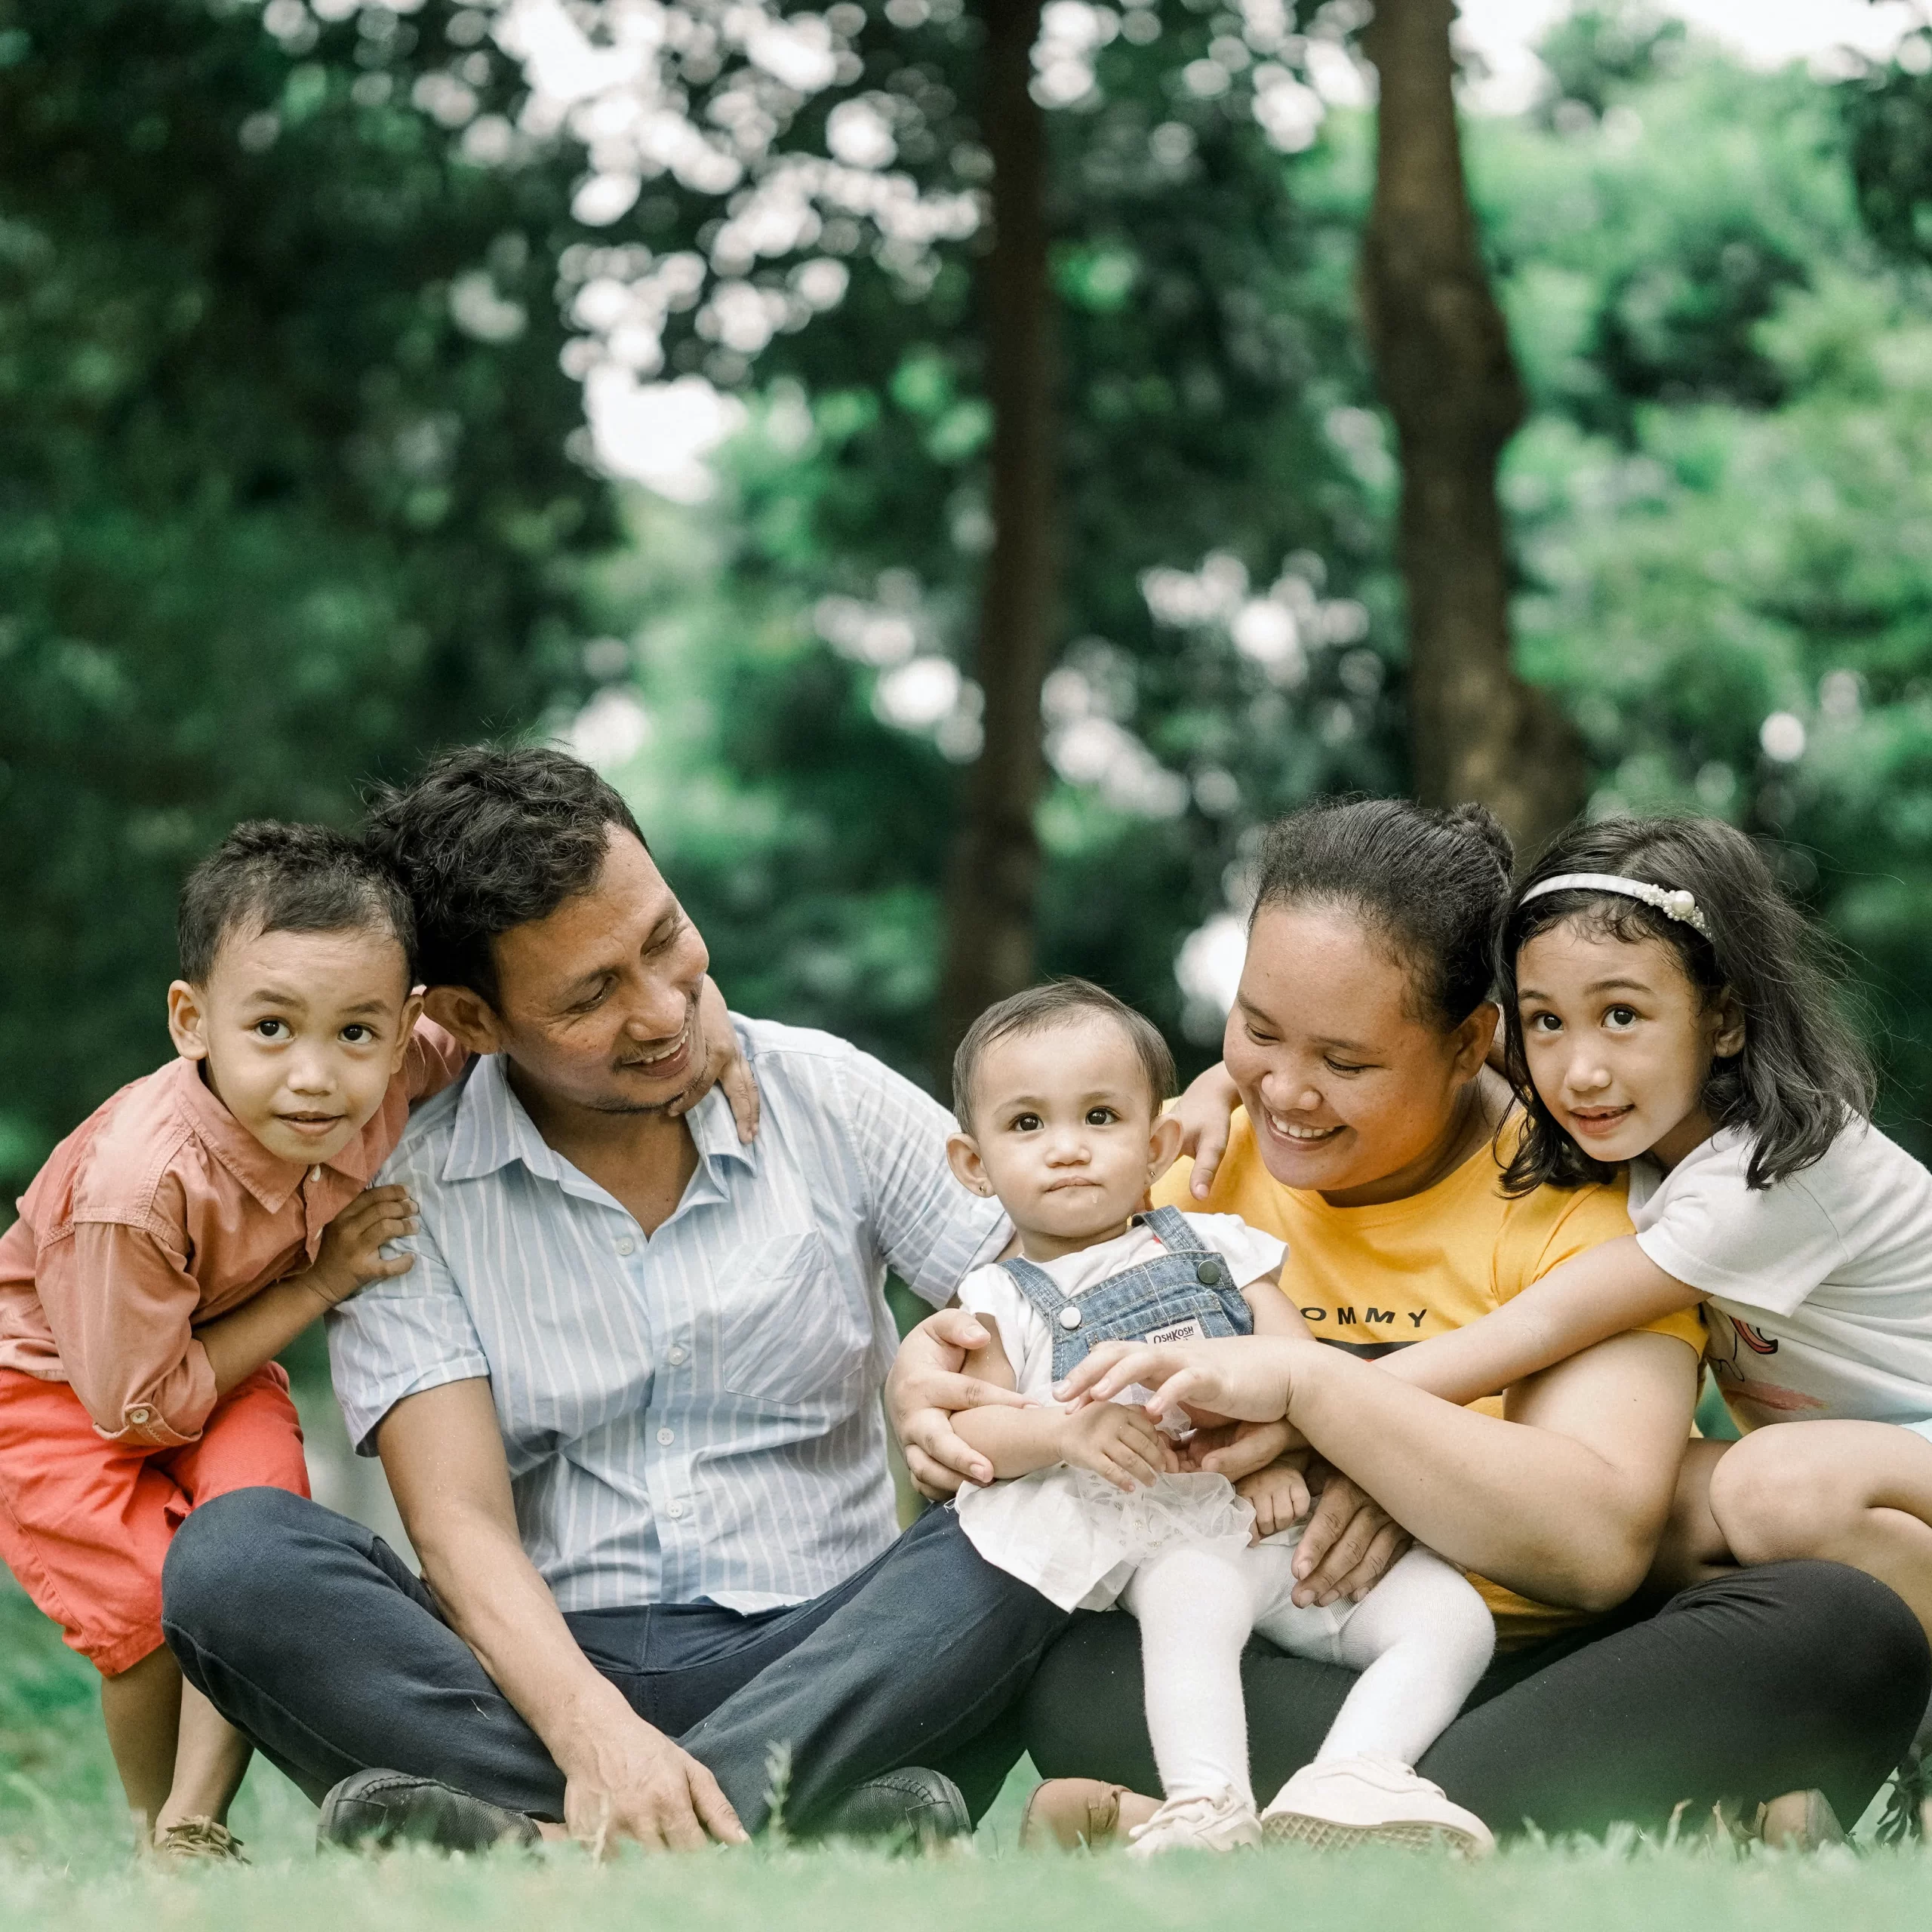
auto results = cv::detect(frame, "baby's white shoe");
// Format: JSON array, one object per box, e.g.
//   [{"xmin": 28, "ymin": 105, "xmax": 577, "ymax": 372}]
[
  {"xmin": 1260, "ymin": 1754, "xmax": 1494, "ymax": 1856},
  {"xmin": 1125, "ymin": 1785, "xmax": 1262, "ymax": 1857}
]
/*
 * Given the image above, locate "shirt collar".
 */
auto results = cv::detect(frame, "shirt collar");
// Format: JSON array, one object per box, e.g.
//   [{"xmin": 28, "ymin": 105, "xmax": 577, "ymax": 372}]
[
  {"xmin": 443, "ymin": 1054, "xmax": 758, "ymax": 1189},
  {"xmin": 168, "ymin": 1056, "xmax": 325, "ymax": 1213}
]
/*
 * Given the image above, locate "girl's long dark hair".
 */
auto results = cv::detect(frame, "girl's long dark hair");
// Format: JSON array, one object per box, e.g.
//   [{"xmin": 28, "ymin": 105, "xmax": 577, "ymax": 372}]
[{"xmin": 1498, "ymin": 817, "xmax": 1874, "ymax": 1194}]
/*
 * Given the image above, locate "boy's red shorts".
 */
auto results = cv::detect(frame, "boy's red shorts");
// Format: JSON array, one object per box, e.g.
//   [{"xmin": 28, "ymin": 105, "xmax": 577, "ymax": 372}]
[{"xmin": 0, "ymin": 1364, "xmax": 309, "ymax": 1675}]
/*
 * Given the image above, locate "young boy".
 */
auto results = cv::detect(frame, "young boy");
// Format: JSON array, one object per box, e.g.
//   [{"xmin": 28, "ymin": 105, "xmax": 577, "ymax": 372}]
[
  {"xmin": 940, "ymin": 980, "xmax": 1495, "ymax": 1855},
  {"xmin": 0, "ymin": 823, "xmax": 451, "ymax": 1860}
]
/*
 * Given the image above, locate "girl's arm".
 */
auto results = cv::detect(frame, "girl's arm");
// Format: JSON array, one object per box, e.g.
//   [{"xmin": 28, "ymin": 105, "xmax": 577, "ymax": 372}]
[{"xmin": 1380, "ymin": 1235, "xmax": 1702, "ymax": 1407}]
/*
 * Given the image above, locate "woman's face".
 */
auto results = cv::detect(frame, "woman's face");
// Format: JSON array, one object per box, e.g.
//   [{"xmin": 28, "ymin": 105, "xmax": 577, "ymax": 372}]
[{"xmin": 1223, "ymin": 902, "xmax": 1495, "ymax": 1202}]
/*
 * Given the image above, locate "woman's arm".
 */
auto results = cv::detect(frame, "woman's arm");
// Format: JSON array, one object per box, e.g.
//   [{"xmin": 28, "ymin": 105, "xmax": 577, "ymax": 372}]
[{"xmin": 1380, "ymin": 1236, "xmax": 1701, "ymax": 1407}]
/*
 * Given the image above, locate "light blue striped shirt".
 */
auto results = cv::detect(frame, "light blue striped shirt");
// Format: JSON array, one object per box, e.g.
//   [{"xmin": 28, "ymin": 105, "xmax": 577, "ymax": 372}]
[{"xmin": 328, "ymin": 1019, "xmax": 1006, "ymax": 1614}]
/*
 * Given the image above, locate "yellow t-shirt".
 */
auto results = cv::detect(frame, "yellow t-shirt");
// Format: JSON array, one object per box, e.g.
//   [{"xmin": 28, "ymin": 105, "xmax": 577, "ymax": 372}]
[{"xmin": 1152, "ymin": 1109, "xmax": 1706, "ymax": 1645}]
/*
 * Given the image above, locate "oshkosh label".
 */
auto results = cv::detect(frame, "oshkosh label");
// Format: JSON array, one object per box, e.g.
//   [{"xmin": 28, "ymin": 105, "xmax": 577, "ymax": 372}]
[{"xmin": 1142, "ymin": 1318, "xmax": 1204, "ymax": 1346}]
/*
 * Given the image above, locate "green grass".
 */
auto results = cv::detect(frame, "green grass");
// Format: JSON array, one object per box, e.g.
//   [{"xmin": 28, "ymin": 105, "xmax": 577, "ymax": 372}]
[{"xmin": 6, "ymin": 1577, "xmax": 1932, "ymax": 1930}]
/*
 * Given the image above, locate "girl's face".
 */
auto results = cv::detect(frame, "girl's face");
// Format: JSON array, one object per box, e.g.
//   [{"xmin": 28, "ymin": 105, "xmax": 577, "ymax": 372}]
[
  {"xmin": 1515, "ymin": 918, "xmax": 1743, "ymax": 1172},
  {"xmin": 1225, "ymin": 904, "xmax": 1496, "ymax": 1205}
]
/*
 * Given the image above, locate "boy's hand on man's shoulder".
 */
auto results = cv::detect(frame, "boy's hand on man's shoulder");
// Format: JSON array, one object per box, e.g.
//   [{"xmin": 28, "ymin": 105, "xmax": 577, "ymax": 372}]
[{"xmin": 305, "ymin": 1185, "xmax": 420, "ymax": 1307}]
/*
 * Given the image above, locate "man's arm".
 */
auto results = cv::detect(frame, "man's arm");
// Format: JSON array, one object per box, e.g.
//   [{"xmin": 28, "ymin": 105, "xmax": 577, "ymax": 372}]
[{"xmin": 376, "ymin": 1380, "xmax": 747, "ymax": 1851}]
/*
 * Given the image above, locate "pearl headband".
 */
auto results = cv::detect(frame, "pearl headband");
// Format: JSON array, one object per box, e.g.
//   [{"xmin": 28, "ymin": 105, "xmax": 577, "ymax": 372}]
[{"xmin": 1518, "ymin": 872, "xmax": 1713, "ymax": 939}]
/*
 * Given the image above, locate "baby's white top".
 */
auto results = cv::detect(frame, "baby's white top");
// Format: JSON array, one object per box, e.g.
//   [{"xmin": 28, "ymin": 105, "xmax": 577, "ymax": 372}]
[
  {"xmin": 1629, "ymin": 1121, "xmax": 1932, "ymax": 1427},
  {"xmin": 957, "ymin": 1212, "xmax": 1286, "ymax": 1401}
]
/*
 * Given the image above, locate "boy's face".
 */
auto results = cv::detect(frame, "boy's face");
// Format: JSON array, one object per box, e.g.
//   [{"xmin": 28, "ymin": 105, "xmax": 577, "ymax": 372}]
[
  {"xmin": 946, "ymin": 1014, "xmax": 1181, "ymax": 1260},
  {"xmin": 167, "ymin": 924, "xmax": 421, "ymax": 1167}
]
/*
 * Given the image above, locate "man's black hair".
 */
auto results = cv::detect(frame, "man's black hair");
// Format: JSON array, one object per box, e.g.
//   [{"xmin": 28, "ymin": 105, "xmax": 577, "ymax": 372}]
[
  {"xmin": 1498, "ymin": 815, "xmax": 1875, "ymax": 1194},
  {"xmin": 177, "ymin": 822, "xmax": 416, "ymax": 985},
  {"xmin": 952, "ymin": 978, "xmax": 1176, "ymax": 1128},
  {"xmin": 1250, "ymin": 797, "xmax": 1515, "ymax": 1028},
  {"xmin": 362, "ymin": 744, "xmax": 648, "ymax": 1004}
]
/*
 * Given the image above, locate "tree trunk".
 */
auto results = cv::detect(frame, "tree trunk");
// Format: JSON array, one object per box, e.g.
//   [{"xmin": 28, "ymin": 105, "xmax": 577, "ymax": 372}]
[
  {"xmin": 934, "ymin": 0, "xmax": 1057, "ymax": 1074},
  {"xmin": 1358, "ymin": 0, "xmax": 1585, "ymax": 861}
]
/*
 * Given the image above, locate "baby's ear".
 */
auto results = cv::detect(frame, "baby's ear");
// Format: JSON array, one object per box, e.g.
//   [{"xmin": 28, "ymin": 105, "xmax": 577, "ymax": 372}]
[
  {"xmin": 947, "ymin": 1131, "xmax": 991, "ymax": 1198},
  {"xmin": 1146, "ymin": 1109, "xmax": 1184, "ymax": 1179}
]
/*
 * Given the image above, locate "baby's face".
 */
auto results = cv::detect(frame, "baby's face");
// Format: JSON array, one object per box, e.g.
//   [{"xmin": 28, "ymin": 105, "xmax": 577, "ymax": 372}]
[
  {"xmin": 952, "ymin": 1016, "xmax": 1166, "ymax": 1259},
  {"xmin": 168, "ymin": 923, "xmax": 420, "ymax": 1167}
]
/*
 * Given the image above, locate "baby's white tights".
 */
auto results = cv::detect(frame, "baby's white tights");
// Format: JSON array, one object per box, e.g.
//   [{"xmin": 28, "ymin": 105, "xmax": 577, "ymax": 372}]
[{"xmin": 1120, "ymin": 1538, "xmax": 1496, "ymax": 1806}]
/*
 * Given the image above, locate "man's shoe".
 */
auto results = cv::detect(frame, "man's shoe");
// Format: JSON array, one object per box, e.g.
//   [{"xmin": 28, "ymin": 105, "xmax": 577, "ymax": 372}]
[
  {"xmin": 1260, "ymin": 1755, "xmax": 1494, "ymax": 1856},
  {"xmin": 317, "ymin": 1768, "xmax": 542, "ymax": 1854},
  {"xmin": 813, "ymin": 1767, "xmax": 971, "ymax": 1847}
]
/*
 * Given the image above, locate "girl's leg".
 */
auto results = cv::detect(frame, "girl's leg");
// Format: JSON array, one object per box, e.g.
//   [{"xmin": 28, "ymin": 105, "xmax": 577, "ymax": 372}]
[
  {"xmin": 1644, "ymin": 1438, "xmax": 1737, "ymax": 1596},
  {"xmin": 99, "ymin": 1646, "xmax": 184, "ymax": 1831},
  {"xmin": 154, "ymin": 1682, "xmax": 253, "ymax": 1834},
  {"xmin": 1121, "ymin": 1542, "xmax": 1279, "ymax": 1805},
  {"xmin": 1272, "ymin": 1548, "xmax": 1494, "ymax": 1767},
  {"xmin": 1709, "ymin": 1422, "xmax": 1932, "ymax": 1644}
]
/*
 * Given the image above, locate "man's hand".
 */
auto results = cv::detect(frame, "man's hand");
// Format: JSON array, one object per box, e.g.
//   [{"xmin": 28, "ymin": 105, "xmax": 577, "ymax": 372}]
[
  {"xmin": 1057, "ymin": 1335, "xmax": 1302, "ymax": 1427},
  {"xmin": 1169, "ymin": 1061, "xmax": 1242, "ymax": 1199},
  {"xmin": 1059, "ymin": 1403, "xmax": 1176, "ymax": 1492},
  {"xmin": 1237, "ymin": 1454, "xmax": 1312, "ymax": 1541},
  {"xmin": 558, "ymin": 1711, "xmax": 748, "ymax": 1854},
  {"xmin": 667, "ymin": 976, "xmax": 761, "ymax": 1145},
  {"xmin": 1287, "ymin": 1463, "xmax": 1412, "ymax": 1607},
  {"xmin": 304, "ymin": 1186, "xmax": 419, "ymax": 1307},
  {"xmin": 887, "ymin": 1307, "xmax": 1035, "ymax": 1497}
]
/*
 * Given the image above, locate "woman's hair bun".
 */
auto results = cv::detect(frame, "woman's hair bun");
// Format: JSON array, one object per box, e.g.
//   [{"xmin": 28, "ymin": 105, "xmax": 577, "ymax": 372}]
[{"xmin": 1444, "ymin": 801, "xmax": 1514, "ymax": 881}]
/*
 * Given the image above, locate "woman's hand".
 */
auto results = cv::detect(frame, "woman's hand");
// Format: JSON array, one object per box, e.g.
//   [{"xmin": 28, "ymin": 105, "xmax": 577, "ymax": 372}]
[
  {"xmin": 886, "ymin": 1308, "xmax": 1035, "ymax": 1497},
  {"xmin": 1180, "ymin": 1417, "xmax": 1306, "ymax": 1482},
  {"xmin": 1238, "ymin": 1453, "xmax": 1312, "ymax": 1541},
  {"xmin": 1057, "ymin": 1336, "xmax": 1303, "ymax": 1427},
  {"xmin": 1288, "ymin": 1462, "xmax": 1413, "ymax": 1606},
  {"xmin": 1170, "ymin": 1061, "xmax": 1243, "ymax": 1199},
  {"xmin": 666, "ymin": 977, "xmax": 761, "ymax": 1144}
]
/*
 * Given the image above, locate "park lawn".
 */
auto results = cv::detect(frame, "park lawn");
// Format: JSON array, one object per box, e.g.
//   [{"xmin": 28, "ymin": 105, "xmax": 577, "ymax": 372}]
[{"xmin": 5, "ymin": 1580, "xmax": 1932, "ymax": 1930}]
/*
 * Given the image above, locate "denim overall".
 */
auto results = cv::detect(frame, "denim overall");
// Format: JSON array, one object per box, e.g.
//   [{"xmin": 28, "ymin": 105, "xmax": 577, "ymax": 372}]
[{"xmin": 1003, "ymin": 1204, "xmax": 1255, "ymax": 1383}]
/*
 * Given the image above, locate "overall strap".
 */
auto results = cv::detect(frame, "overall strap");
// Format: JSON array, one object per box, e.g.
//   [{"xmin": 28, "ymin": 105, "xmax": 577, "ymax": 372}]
[
  {"xmin": 1139, "ymin": 1204, "xmax": 1206, "ymax": 1253},
  {"xmin": 999, "ymin": 1251, "xmax": 1076, "ymax": 1326}
]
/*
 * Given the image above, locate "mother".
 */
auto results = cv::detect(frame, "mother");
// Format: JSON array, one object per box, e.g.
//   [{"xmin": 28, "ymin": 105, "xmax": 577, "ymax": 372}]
[{"xmin": 893, "ymin": 798, "xmax": 1927, "ymax": 1840}]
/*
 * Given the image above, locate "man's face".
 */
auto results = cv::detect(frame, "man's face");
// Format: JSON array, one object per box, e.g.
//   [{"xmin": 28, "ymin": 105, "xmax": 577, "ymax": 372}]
[{"xmin": 449, "ymin": 830, "xmax": 712, "ymax": 1116}]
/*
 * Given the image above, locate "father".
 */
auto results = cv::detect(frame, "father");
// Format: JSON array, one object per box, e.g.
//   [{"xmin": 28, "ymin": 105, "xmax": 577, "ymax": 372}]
[{"xmin": 160, "ymin": 745, "xmax": 1066, "ymax": 1850}]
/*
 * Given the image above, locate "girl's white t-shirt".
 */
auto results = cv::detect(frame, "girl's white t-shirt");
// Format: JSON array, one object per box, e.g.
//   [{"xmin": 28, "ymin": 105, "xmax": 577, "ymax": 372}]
[
  {"xmin": 957, "ymin": 1212, "xmax": 1287, "ymax": 1401},
  {"xmin": 1628, "ymin": 1121, "xmax": 1932, "ymax": 1429}
]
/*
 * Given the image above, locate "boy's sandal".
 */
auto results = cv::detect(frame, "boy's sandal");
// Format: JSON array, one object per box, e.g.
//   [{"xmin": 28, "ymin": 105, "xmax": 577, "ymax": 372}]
[
  {"xmin": 1020, "ymin": 1778, "xmax": 1133, "ymax": 1851},
  {"xmin": 152, "ymin": 1817, "xmax": 248, "ymax": 1864}
]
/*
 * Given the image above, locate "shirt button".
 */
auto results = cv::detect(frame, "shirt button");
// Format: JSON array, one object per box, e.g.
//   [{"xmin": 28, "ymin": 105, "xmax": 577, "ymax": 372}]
[
  {"xmin": 657, "ymin": 1427, "xmax": 675, "ymax": 1445},
  {"xmin": 614, "ymin": 1236, "xmax": 636, "ymax": 1257},
  {"xmin": 666, "ymin": 1500, "xmax": 685, "ymax": 1518},
  {"xmin": 666, "ymin": 1346, "xmax": 686, "ymax": 1365},
  {"xmin": 128, "ymin": 1406, "xmax": 152, "ymax": 1426},
  {"xmin": 1058, "ymin": 1306, "xmax": 1082, "ymax": 1330},
  {"xmin": 309, "ymin": 1166, "xmax": 321, "ymax": 1185},
  {"xmin": 1196, "ymin": 1260, "xmax": 1223, "ymax": 1286}
]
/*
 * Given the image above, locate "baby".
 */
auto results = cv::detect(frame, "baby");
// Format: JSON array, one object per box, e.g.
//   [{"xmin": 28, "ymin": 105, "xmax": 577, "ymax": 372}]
[
  {"xmin": 943, "ymin": 979, "xmax": 1496, "ymax": 1854},
  {"xmin": 0, "ymin": 823, "xmax": 453, "ymax": 1860}
]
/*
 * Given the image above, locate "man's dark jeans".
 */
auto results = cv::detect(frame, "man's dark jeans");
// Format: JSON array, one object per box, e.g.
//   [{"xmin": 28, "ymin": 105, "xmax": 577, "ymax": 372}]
[{"xmin": 162, "ymin": 1487, "xmax": 1068, "ymax": 1832}]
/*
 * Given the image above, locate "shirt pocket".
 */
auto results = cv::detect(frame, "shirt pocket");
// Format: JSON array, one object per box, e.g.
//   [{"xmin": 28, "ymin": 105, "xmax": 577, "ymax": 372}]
[{"xmin": 717, "ymin": 1231, "xmax": 871, "ymax": 1410}]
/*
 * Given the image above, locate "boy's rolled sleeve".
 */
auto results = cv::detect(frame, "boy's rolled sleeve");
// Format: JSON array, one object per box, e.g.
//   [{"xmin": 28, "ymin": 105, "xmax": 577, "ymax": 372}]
[{"xmin": 42, "ymin": 1223, "xmax": 218, "ymax": 1447}]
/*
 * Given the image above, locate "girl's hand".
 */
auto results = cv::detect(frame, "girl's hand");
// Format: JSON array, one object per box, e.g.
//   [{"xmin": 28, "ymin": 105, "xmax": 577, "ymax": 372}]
[
  {"xmin": 1170, "ymin": 1061, "xmax": 1242, "ymax": 1199},
  {"xmin": 306, "ymin": 1186, "xmax": 419, "ymax": 1307},
  {"xmin": 666, "ymin": 977, "xmax": 761, "ymax": 1144},
  {"xmin": 1060, "ymin": 1403, "xmax": 1175, "ymax": 1492},
  {"xmin": 1057, "ymin": 1336, "xmax": 1301, "ymax": 1426},
  {"xmin": 1238, "ymin": 1454, "xmax": 1312, "ymax": 1541}
]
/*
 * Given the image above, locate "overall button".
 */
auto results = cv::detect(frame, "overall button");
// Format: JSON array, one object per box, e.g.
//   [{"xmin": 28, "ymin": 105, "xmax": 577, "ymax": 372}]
[
  {"xmin": 657, "ymin": 1427, "xmax": 675, "ymax": 1446},
  {"xmin": 1058, "ymin": 1306, "xmax": 1082, "ymax": 1330},
  {"xmin": 614, "ymin": 1236, "xmax": 636, "ymax": 1257},
  {"xmin": 1196, "ymin": 1260, "xmax": 1223, "ymax": 1285}
]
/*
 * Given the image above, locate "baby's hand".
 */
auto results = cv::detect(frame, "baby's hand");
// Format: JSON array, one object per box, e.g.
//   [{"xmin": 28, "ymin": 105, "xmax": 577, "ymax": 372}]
[
  {"xmin": 1060, "ymin": 1402, "xmax": 1175, "ymax": 1492},
  {"xmin": 1237, "ymin": 1454, "xmax": 1312, "ymax": 1542},
  {"xmin": 306, "ymin": 1186, "xmax": 419, "ymax": 1307}
]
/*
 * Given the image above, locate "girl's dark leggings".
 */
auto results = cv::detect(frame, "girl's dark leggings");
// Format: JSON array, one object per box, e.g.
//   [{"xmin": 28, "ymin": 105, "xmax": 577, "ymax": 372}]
[{"xmin": 1023, "ymin": 1559, "xmax": 1929, "ymax": 1836}]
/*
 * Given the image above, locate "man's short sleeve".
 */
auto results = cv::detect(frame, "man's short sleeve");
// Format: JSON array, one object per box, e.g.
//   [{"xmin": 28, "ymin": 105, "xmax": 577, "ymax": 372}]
[
  {"xmin": 832, "ymin": 1047, "xmax": 1008, "ymax": 1307},
  {"xmin": 327, "ymin": 1206, "xmax": 490, "ymax": 1455}
]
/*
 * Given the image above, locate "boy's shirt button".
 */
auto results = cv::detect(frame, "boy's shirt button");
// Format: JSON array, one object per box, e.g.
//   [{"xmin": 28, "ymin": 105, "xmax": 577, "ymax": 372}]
[{"xmin": 128, "ymin": 1406, "xmax": 152, "ymax": 1426}]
